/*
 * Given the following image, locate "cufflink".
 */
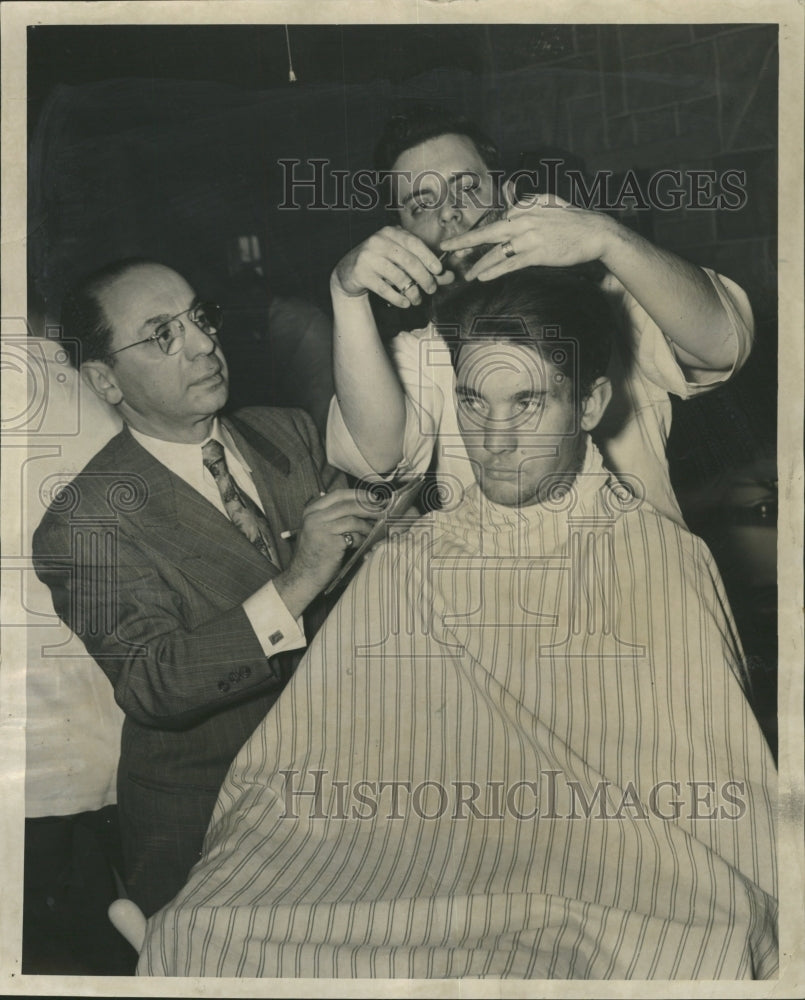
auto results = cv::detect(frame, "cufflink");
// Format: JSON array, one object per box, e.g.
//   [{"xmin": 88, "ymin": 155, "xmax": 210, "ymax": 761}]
[{"xmin": 269, "ymin": 630, "xmax": 284, "ymax": 646}]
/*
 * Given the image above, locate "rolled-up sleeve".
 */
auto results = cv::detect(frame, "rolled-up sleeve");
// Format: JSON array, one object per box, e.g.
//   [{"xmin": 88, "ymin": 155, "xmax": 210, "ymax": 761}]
[
  {"xmin": 327, "ymin": 327, "xmax": 445, "ymax": 481},
  {"xmin": 609, "ymin": 268, "xmax": 755, "ymax": 400}
]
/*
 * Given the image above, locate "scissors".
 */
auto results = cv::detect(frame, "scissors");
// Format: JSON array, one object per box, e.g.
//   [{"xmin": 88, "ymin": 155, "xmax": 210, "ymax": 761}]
[{"xmin": 388, "ymin": 204, "xmax": 506, "ymax": 302}]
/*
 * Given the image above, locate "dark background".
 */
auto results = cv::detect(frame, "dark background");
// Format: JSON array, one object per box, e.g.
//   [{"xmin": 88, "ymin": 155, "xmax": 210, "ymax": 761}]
[
  {"xmin": 28, "ymin": 24, "xmax": 777, "ymax": 318},
  {"xmin": 27, "ymin": 22, "xmax": 778, "ymax": 745}
]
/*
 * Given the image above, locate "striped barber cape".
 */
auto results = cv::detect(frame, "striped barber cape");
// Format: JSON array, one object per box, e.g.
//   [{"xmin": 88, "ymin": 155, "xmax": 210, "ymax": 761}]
[{"xmin": 139, "ymin": 443, "xmax": 777, "ymax": 980}]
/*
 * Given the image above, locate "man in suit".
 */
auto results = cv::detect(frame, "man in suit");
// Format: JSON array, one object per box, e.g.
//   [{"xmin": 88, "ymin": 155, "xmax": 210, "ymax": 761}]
[{"xmin": 33, "ymin": 258, "xmax": 376, "ymax": 916}]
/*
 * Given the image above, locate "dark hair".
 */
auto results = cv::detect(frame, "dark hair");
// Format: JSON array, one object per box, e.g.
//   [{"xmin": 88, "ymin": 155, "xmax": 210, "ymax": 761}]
[
  {"xmin": 374, "ymin": 104, "xmax": 502, "ymax": 175},
  {"xmin": 434, "ymin": 267, "xmax": 617, "ymax": 399},
  {"xmin": 60, "ymin": 257, "xmax": 157, "ymax": 367}
]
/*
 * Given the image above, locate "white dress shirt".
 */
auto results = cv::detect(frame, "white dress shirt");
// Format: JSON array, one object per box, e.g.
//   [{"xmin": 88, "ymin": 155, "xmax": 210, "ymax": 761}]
[{"xmin": 130, "ymin": 418, "xmax": 306, "ymax": 657}]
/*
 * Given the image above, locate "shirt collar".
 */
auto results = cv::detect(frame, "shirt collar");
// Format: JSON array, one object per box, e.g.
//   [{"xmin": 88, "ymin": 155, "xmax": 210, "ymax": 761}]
[
  {"xmin": 205, "ymin": 419, "xmax": 253, "ymax": 474},
  {"xmin": 129, "ymin": 417, "xmax": 252, "ymax": 479},
  {"xmin": 464, "ymin": 437, "xmax": 607, "ymax": 524}
]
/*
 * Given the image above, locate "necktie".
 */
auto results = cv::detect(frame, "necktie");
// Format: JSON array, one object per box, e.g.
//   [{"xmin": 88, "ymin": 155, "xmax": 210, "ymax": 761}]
[{"xmin": 202, "ymin": 439, "xmax": 278, "ymax": 567}]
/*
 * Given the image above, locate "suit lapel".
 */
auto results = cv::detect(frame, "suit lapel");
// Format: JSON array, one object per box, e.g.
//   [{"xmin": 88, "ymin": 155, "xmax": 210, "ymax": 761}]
[{"xmin": 115, "ymin": 428, "xmax": 278, "ymax": 601}]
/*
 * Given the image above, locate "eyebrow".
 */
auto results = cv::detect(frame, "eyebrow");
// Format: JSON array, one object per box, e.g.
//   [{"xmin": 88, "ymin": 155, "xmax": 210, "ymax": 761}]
[
  {"xmin": 456, "ymin": 386, "xmax": 548, "ymax": 401},
  {"xmin": 401, "ymin": 186, "xmax": 437, "ymax": 209},
  {"xmin": 141, "ymin": 296, "xmax": 201, "ymax": 331},
  {"xmin": 401, "ymin": 171, "xmax": 482, "ymax": 209}
]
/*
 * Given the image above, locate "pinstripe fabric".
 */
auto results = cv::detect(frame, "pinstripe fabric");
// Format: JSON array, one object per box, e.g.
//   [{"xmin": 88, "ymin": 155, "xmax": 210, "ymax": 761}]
[{"xmin": 140, "ymin": 443, "xmax": 777, "ymax": 979}]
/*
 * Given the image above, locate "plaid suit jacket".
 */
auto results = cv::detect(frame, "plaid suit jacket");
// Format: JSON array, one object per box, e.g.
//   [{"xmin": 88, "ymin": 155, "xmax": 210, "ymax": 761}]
[{"xmin": 33, "ymin": 406, "xmax": 345, "ymax": 914}]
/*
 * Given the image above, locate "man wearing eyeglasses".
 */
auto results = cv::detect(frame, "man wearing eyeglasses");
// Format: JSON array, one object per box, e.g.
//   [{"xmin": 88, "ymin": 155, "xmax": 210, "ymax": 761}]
[{"xmin": 32, "ymin": 258, "xmax": 377, "ymax": 918}]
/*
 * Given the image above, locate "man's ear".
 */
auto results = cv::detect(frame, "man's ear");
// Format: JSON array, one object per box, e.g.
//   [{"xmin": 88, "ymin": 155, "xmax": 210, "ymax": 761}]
[
  {"xmin": 81, "ymin": 360, "xmax": 124, "ymax": 406},
  {"xmin": 580, "ymin": 376, "xmax": 612, "ymax": 432}
]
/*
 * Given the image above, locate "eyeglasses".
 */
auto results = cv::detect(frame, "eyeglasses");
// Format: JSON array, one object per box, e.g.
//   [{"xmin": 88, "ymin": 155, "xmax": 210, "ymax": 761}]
[{"xmin": 108, "ymin": 302, "xmax": 223, "ymax": 357}]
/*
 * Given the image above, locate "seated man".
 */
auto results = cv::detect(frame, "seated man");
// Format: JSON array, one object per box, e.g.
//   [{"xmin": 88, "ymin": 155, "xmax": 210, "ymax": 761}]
[
  {"xmin": 32, "ymin": 258, "xmax": 377, "ymax": 916},
  {"xmin": 327, "ymin": 105, "xmax": 754, "ymax": 525},
  {"xmin": 139, "ymin": 268, "xmax": 776, "ymax": 979}
]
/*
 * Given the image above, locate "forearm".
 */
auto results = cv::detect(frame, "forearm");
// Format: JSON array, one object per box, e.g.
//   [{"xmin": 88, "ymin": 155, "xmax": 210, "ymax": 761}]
[
  {"xmin": 272, "ymin": 565, "xmax": 328, "ymax": 621},
  {"xmin": 600, "ymin": 220, "xmax": 740, "ymax": 371},
  {"xmin": 35, "ymin": 543, "xmax": 286, "ymax": 730},
  {"xmin": 331, "ymin": 277, "xmax": 406, "ymax": 473},
  {"xmin": 111, "ymin": 604, "xmax": 281, "ymax": 728},
  {"xmin": 450, "ymin": 196, "xmax": 748, "ymax": 373}
]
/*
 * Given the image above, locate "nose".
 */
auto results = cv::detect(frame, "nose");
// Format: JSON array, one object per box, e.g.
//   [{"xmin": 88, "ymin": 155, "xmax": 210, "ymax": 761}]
[
  {"xmin": 438, "ymin": 197, "xmax": 462, "ymax": 228},
  {"xmin": 184, "ymin": 318, "xmax": 218, "ymax": 357},
  {"xmin": 483, "ymin": 419, "xmax": 518, "ymax": 455}
]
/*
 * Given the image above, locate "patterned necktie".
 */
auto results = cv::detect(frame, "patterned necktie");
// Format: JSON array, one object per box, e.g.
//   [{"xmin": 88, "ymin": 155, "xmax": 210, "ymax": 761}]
[{"xmin": 202, "ymin": 438, "xmax": 278, "ymax": 567}]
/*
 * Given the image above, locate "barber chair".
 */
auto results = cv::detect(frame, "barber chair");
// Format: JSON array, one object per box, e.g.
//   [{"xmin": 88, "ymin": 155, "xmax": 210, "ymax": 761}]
[
  {"xmin": 18, "ymin": 334, "xmax": 124, "ymax": 819},
  {"xmin": 11, "ymin": 334, "xmax": 131, "ymax": 971},
  {"xmin": 108, "ymin": 899, "xmax": 147, "ymax": 952}
]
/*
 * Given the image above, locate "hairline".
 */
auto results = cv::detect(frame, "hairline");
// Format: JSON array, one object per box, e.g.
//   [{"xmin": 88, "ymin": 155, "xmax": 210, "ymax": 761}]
[
  {"xmin": 453, "ymin": 336, "xmax": 581, "ymax": 405},
  {"xmin": 90, "ymin": 261, "xmax": 189, "ymax": 359}
]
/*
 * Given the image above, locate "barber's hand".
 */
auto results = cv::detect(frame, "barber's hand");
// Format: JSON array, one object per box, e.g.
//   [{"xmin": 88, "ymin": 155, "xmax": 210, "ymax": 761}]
[
  {"xmin": 332, "ymin": 226, "xmax": 455, "ymax": 309},
  {"xmin": 439, "ymin": 192, "xmax": 618, "ymax": 282},
  {"xmin": 273, "ymin": 489, "xmax": 381, "ymax": 617}
]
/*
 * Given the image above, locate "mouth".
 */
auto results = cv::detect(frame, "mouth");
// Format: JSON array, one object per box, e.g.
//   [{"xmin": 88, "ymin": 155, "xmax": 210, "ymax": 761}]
[
  {"xmin": 192, "ymin": 367, "xmax": 225, "ymax": 387},
  {"xmin": 481, "ymin": 467, "xmax": 520, "ymax": 481}
]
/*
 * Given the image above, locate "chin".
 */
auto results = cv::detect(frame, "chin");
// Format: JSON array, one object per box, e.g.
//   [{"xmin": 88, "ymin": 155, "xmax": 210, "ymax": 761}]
[
  {"xmin": 447, "ymin": 242, "xmax": 496, "ymax": 279},
  {"xmin": 201, "ymin": 376, "xmax": 229, "ymax": 403},
  {"xmin": 476, "ymin": 477, "xmax": 536, "ymax": 508}
]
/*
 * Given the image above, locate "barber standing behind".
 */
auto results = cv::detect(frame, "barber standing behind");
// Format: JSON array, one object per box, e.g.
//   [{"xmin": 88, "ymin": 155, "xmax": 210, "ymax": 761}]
[
  {"xmin": 33, "ymin": 258, "xmax": 377, "ymax": 916},
  {"xmin": 327, "ymin": 106, "xmax": 754, "ymax": 527}
]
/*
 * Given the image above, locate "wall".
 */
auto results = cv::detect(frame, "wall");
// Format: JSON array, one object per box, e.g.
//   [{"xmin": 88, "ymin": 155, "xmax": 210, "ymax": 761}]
[{"xmin": 27, "ymin": 24, "xmax": 777, "ymax": 476}]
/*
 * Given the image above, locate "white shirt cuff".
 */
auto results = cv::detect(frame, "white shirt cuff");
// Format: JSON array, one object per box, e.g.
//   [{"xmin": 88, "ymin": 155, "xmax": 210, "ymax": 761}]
[
  {"xmin": 673, "ymin": 268, "xmax": 754, "ymax": 392},
  {"xmin": 243, "ymin": 581, "xmax": 307, "ymax": 656}
]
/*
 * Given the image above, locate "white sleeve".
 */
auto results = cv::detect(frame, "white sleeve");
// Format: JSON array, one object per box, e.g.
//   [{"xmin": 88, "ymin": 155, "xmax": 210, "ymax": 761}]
[
  {"xmin": 242, "ymin": 581, "xmax": 307, "ymax": 656},
  {"xmin": 326, "ymin": 326, "xmax": 445, "ymax": 480},
  {"xmin": 604, "ymin": 268, "xmax": 755, "ymax": 400}
]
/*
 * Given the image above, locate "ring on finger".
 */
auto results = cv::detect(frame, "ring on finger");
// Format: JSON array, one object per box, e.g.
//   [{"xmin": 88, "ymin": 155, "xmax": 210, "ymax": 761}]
[
  {"xmin": 400, "ymin": 278, "xmax": 417, "ymax": 293},
  {"xmin": 342, "ymin": 532, "xmax": 355, "ymax": 550},
  {"xmin": 501, "ymin": 241, "xmax": 517, "ymax": 259}
]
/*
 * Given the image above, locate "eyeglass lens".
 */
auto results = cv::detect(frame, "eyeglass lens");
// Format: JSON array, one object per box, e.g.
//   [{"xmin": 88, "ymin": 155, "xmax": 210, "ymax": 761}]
[{"xmin": 158, "ymin": 303, "xmax": 222, "ymax": 355}]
